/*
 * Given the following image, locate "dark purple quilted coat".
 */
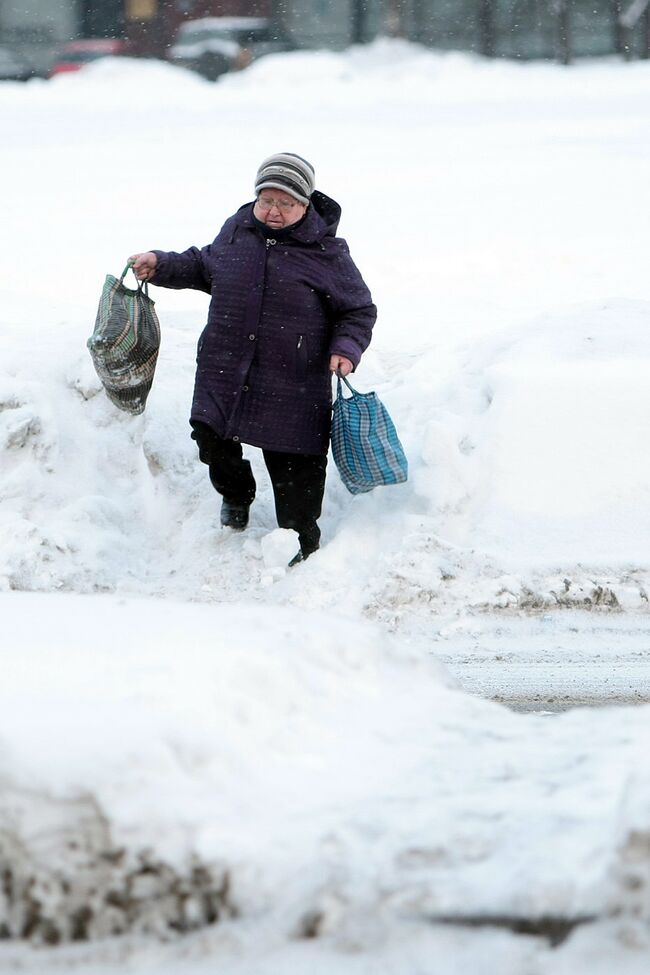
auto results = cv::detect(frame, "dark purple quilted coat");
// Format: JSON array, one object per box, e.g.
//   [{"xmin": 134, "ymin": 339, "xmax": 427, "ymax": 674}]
[{"xmin": 151, "ymin": 192, "xmax": 376, "ymax": 455}]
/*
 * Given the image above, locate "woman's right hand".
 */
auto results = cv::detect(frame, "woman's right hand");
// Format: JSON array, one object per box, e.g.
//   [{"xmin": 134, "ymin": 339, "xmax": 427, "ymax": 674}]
[{"xmin": 129, "ymin": 252, "xmax": 158, "ymax": 282}]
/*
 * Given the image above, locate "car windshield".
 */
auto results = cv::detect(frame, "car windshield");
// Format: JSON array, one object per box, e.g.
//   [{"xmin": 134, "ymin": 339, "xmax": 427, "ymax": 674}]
[
  {"xmin": 178, "ymin": 19, "xmax": 283, "ymax": 45},
  {"xmin": 185, "ymin": 27, "xmax": 274, "ymax": 43}
]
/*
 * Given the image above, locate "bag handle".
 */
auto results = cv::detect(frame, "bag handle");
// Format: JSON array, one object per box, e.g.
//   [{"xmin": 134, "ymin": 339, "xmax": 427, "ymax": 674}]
[
  {"xmin": 337, "ymin": 374, "xmax": 357, "ymax": 397},
  {"xmin": 119, "ymin": 260, "xmax": 148, "ymax": 296}
]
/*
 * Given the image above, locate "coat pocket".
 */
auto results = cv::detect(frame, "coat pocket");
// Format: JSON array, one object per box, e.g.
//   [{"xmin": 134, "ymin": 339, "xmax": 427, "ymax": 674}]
[{"xmin": 296, "ymin": 333, "xmax": 309, "ymax": 381}]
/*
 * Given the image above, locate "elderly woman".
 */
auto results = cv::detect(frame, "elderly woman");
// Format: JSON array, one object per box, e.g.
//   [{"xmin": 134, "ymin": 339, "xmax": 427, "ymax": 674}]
[{"xmin": 130, "ymin": 152, "xmax": 376, "ymax": 566}]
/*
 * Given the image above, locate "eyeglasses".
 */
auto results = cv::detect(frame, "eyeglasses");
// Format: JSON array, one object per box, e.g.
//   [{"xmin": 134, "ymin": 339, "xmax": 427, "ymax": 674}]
[{"xmin": 257, "ymin": 195, "xmax": 302, "ymax": 212}]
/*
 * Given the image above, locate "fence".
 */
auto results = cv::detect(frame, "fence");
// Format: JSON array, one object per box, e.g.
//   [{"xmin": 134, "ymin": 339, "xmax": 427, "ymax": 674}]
[{"xmin": 345, "ymin": 0, "xmax": 650, "ymax": 62}]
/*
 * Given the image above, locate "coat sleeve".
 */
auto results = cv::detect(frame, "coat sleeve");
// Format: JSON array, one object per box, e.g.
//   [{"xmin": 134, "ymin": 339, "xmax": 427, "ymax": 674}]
[
  {"xmin": 150, "ymin": 244, "xmax": 213, "ymax": 294},
  {"xmin": 324, "ymin": 241, "xmax": 377, "ymax": 369}
]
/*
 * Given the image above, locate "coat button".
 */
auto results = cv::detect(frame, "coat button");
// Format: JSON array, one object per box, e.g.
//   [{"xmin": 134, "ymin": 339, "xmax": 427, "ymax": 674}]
[
  {"xmin": 242, "ymin": 385, "xmax": 249, "ymax": 391},
  {"xmin": 232, "ymin": 435, "xmax": 240, "ymax": 442},
  {"xmin": 248, "ymin": 333, "xmax": 256, "ymax": 341}
]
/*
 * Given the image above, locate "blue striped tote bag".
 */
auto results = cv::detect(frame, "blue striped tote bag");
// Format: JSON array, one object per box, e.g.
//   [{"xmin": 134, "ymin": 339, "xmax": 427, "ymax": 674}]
[{"xmin": 331, "ymin": 376, "xmax": 408, "ymax": 495}]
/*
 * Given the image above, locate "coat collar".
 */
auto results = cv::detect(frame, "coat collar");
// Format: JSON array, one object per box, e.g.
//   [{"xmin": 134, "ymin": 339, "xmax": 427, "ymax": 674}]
[{"xmin": 233, "ymin": 191, "xmax": 342, "ymax": 245}]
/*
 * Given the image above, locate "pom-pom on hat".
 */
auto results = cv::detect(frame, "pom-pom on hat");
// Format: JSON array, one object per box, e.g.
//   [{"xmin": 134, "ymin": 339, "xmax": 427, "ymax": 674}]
[{"xmin": 254, "ymin": 152, "xmax": 315, "ymax": 206}]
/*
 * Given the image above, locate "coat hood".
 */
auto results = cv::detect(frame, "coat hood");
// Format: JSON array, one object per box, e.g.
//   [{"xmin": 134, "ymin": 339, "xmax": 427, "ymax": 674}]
[{"xmin": 305, "ymin": 191, "xmax": 342, "ymax": 238}]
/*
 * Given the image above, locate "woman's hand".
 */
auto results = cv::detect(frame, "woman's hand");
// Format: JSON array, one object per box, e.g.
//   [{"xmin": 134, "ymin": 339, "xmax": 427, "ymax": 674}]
[
  {"xmin": 330, "ymin": 354, "xmax": 353, "ymax": 377},
  {"xmin": 129, "ymin": 252, "xmax": 158, "ymax": 282}
]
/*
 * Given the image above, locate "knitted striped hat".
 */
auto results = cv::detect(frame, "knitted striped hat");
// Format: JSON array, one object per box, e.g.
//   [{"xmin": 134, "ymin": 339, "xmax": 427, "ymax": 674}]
[{"xmin": 254, "ymin": 152, "xmax": 315, "ymax": 206}]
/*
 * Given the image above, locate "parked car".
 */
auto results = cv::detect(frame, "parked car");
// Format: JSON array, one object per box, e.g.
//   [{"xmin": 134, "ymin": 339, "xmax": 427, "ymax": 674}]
[
  {"xmin": 0, "ymin": 45, "xmax": 35, "ymax": 82},
  {"xmin": 168, "ymin": 16, "xmax": 295, "ymax": 81},
  {"xmin": 48, "ymin": 39, "xmax": 129, "ymax": 78}
]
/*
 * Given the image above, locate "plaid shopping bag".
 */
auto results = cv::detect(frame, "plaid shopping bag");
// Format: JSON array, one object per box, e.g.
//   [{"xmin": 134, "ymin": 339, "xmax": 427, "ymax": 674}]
[
  {"xmin": 87, "ymin": 262, "xmax": 160, "ymax": 415},
  {"xmin": 331, "ymin": 376, "xmax": 408, "ymax": 495}
]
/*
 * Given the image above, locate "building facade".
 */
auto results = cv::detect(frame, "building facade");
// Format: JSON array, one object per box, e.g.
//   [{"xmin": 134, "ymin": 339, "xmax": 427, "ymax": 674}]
[
  {"xmin": 0, "ymin": 0, "xmax": 124, "ymax": 70},
  {"xmin": 1, "ymin": 0, "xmax": 648, "ymax": 72},
  {"xmin": 282, "ymin": 0, "xmax": 650, "ymax": 62}
]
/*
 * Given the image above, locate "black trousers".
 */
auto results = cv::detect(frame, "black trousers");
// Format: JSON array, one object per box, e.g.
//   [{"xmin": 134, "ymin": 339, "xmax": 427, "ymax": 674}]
[{"xmin": 191, "ymin": 422, "xmax": 327, "ymax": 555}]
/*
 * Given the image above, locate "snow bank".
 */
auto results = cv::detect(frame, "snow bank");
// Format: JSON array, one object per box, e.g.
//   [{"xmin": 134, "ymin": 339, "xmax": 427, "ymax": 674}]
[
  {"xmin": 1, "ymin": 297, "xmax": 649, "ymax": 620},
  {"xmin": 1, "ymin": 591, "xmax": 650, "ymax": 949}
]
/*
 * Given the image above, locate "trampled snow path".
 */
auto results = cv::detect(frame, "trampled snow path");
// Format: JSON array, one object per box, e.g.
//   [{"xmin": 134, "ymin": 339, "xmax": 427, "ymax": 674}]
[
  {"xmin": 2, "ymin": 40, "xmax": 650, "ymax": 973},
  {"xmin": 2, "ymin": 47, "xmax": 650, "ymax": 618}
]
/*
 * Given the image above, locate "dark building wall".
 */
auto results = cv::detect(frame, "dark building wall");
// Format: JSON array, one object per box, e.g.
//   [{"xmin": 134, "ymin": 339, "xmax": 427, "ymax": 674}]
[
  {"xmin": 81, "ymin": 0, "xmax": 125, "ymax": 39},
  {"xmin": 317, "ymin": 0, "xmax": 650, "ymax": 62},
  {"xmin": 0, "ymin": 0, "xmax": 77, "ymax": 39},
  {"xmin": 273, "ymin": 0, "xmax": 650, "ymax": 59},
  {"xmin": 0, "ymin": 0, "xmax": 80, "ymax": 71},
  {"xmin": 280, "ymin": 0, "xmax": 356, "ymax": 49},
  {"xmin": 1, "ymin": 0, "xmax": 648, "ymax": 66}
]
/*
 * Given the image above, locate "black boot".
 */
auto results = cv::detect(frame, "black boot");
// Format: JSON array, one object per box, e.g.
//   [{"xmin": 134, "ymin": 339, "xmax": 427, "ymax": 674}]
[
  {"xmin": 220, "ymin": 500, "xmax": 250, "ymax": 531},
  {"xmin": 288, "ymin": 543, "xmax": 319, "ymax": 568}
]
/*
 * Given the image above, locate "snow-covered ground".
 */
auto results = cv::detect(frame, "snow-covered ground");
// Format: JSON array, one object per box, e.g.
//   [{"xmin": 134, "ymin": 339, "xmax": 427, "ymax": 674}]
[{"xmin": 1, "ymin": 41, "xmax": 650, "ymax": 972}]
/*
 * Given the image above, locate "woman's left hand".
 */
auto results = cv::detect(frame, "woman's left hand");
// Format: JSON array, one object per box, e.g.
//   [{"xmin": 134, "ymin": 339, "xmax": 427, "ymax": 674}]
[{"xmin": 330, "ymin": 354, "xmax": 353, "ymax": 377}]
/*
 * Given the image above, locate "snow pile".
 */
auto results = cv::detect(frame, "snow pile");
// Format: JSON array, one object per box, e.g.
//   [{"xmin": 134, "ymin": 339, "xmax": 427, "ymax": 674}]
[
  {"xmin": 378, "ymin": 299, "xmax": 650, "ymax": 618},
  {"xmin": 1, "ymin": 591, "xmax": 650, "ymax": 950},
  {"xmin": 463, "ymin": 302, "xmax": 650, "ymax": 566},
  {"xmin": 1, "ymin": 297, "xmax": 649, "ymax": 620}
]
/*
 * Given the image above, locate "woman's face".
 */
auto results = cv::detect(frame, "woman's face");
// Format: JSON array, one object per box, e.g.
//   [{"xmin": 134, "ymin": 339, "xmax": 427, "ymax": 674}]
[{"xmin": 254, "ymin": 187, "xmax": 307, "ymax": 230}]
